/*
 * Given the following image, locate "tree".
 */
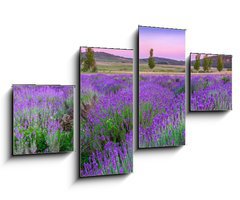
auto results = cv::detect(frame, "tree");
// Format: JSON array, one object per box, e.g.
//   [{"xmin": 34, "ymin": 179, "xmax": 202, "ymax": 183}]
[
  {"xmin": 82, "ymin": 47, "xmax": 96, "ymax": 72},
  {"xmin": 193, "ymin": 54, "xmax": 201, "ymax": 72},
  {"xmin": 148, "ymin": 48, "xmax": 155, "ymax": 69},
  {"xmin": 203, "ymin": 54, "xmax": 209, "ymax": 72},
  {"xmin": 208, "ymin": 57, "xmax": 213, "ymax": 72},
  {"xmin": 217, "ymin": 55, "xmax": 224, "ymax": 72},
  {"xmin": 202, "ymin": 54, "xmax": 212, "ymax": 72}
]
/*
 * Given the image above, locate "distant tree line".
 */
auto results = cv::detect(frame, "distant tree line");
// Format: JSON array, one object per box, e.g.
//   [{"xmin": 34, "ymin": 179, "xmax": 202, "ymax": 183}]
[{"xmin": 193, "ymin": 54, "xmax": 224, "ymax": 73}]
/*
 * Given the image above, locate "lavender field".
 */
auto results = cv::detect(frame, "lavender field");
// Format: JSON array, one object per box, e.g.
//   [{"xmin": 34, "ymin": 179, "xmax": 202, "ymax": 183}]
[
  {"xmin": 80, "ymin": 74, "xmax": 133, "ymax": 177},
  {"xmin": 13, "ymin": 85, "xmax": 74, "ymax": 155},
  {"xmin": 191, "ymin": 74, "xmax": 232, "ymax": 111},
  {"xmin": 139, "ymin": 75, "xmax": 185, "ymax": 148}
]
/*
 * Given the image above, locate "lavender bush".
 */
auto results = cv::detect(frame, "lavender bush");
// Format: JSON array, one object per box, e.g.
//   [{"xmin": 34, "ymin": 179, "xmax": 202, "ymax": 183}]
[
  {"xmin": 80, "ymin": 74, "xmax": 133, "ymax": 177},
  {"xmin": 139, "ymin": 75, "xmax": 185, "ymax": 148},
  {"xmin": 191, "ymin": 74, "xmax": 232, "ymax": 111},
  {"xmin": 13, "ymin": 85, "xmax": 74, "ymax": 155}
]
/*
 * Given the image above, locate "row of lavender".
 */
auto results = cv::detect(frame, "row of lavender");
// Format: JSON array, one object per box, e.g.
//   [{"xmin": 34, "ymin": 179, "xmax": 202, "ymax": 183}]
[
  {"xmin": 139, "ymin": 75, "xmax": 185, "ymax": 148},
  {"xmin": 80, "ymin": 74, "xmax": 133, "ymax": 176}
]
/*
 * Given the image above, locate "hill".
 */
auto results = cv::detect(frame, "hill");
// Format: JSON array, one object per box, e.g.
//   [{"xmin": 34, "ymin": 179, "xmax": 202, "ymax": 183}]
[
  {"xmin": 81, "ymin": 51, "xmax": 133, "ymax": 63},
  {"xmin": 139, "ymin": 57, "xmax": 185, "ymax": 66}
]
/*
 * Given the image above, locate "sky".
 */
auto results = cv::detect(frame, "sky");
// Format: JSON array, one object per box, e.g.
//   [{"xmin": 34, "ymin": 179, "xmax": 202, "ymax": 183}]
[
  {"xmin": 139, "ymin": 26, "xmax": 185, "ymax": 60},
  {"xmin": 81, "ymin": 47, "xmax": 133, "ymax": 58}
]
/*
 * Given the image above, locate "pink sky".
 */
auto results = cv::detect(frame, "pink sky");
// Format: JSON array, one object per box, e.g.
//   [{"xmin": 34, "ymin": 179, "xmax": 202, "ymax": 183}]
[
  {"xmin": 81, "ymin": 47, "xmax": 133, "ymax": 58},
  {"xmin": 139, "ymin": 26, "xmax": 185, "ymax": 60}
]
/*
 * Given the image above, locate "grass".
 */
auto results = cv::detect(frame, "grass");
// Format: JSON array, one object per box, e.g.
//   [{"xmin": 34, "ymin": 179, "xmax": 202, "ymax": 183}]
[
  {"xmin": 81, "ymin": 61, "xmax": 185, "ymax": 74},
  {"xmin": 81, "ymin": 62, "xmax": 132, "ymax": 74},
  {"xmin": 139, "ymin": 64, "xmax": 185, "ymax": 73}
]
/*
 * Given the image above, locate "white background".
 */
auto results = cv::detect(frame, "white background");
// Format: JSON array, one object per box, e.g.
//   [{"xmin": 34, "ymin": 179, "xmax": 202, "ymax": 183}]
[{"xmin": 0, "ymin": 0, "xmax": 240, "ymax": 200}]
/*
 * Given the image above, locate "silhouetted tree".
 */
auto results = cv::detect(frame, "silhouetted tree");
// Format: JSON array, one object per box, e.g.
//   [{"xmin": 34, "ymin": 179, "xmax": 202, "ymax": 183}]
[{"xmin": 148, "ymin": 48, "xmax": 155, "ymax": 69}]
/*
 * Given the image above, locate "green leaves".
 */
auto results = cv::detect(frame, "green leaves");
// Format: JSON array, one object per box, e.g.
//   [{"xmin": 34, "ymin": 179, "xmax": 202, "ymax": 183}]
[
  {"xmin": 36, "ymin": 128, "xmax": 48, "ymax": 153},
  {"xmin": 194, "ymin": 54, "xmax": 201, "ymax": 72},
  {"xmin": 203, "ymin": 54, "xmax": 212, "ymax": 72},
  {"xmin": 82, "ymin": 47, "xmax": 97, "ymax": 72},
  {"xmin": 59, "ymin": 130, "xmax": 74, "ymax": 152},
  {"xmin": 222, "ymin": 76, "xmax": 230, "ymax": 84},
  {"xmin": 148, "ymin": 48, "xmax": 155, "ymax": 69},
  {"xmin": 217, "ymin": 55, "xmax": 224, "ymax": 72},
  {"xmin": 139, "ymin": 102, "xmax": 156, "ymax": 128}
]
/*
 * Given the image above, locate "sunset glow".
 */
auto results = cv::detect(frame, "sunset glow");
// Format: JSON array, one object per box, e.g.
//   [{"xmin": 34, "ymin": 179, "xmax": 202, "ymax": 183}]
[{"xmin": 139, "ymin": 26, "xmax": 185, "ymax": 60}]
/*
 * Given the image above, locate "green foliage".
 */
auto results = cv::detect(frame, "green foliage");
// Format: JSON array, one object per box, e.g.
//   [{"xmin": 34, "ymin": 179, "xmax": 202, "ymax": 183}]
[
  {"xmin": 59, "ymin": 130, "xmax": 74, "ymax": 152},
  {"xmin": 217, "ymin": 55, "xmax": 224, "ymax": 72},
  {"xmin": 14, "ymin": 125, "xmax": 73, "ymax": 154},
  {"xmin": 148, "ymin": 48, "xmax": 155, "ymax": 69},
  {"xmin": 174, "ymin": 86, "xmax": 185, "ymax": 95},
  {"xmin": 222, "ymin": 76, "xmax": 230, "ymax": 84},
  {"xmin": 82, "ymin": 47, "xmax": 97, "ymax": 72},
  {"xmin": 203, "ymin": 54, "xmax": 212, "ymax": 72},
  {"xmin": 80, "ymin": 90, "xmax": 98, "ymax": 117},
  {"xmin": 36, "ymin": 129, "xmax": 48, "ymax": 153},
  {"xmin": 81, "ymin": 61, "xmax": 88, "ymax": 72},
  {"xmin": 103, "ymin": 106, "xmax": 132, "ymax": 143},
  {"xmin": 139, "ymin": 102, "xmax": 158, "ymax": 128},
  {"xmin": 193, "ymin": 54, "xmax": 201, "ymax": 72},
  {"xmin": 203, "ymin": 55, "xmax": 208, "ymax": 72},
  {"xmin": 81, "ymin": 152, "xmax": 90, "ymax": 168},
  {"xmin": 145, "ymin": 121, "xmax": 185, "ymax": 148},
  {"xmin": 203, "ymin": 79, "xmax": 210, "ymax": 89}
]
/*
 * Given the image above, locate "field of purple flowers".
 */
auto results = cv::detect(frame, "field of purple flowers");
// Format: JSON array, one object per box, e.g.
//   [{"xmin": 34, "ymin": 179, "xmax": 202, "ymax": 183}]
[
  {"xmin": 191, "ymin": 74, "xmax": 232, "ymax": 111},
  {"xmin": 13, "ymin": 85, "xmax": 74, "ymax": 155},
  {"xmin": 139, "ymin": 75, "xmax": 185, "ymax": 148},
  {"xmin": 80, "ymin": 74, "xmax": 133, "ymax": 177}
]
